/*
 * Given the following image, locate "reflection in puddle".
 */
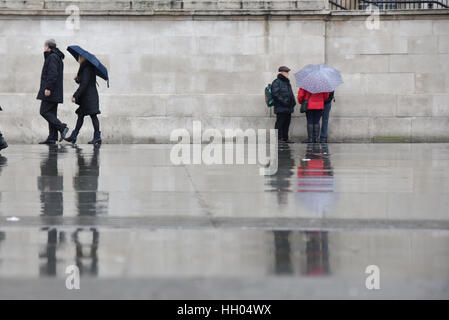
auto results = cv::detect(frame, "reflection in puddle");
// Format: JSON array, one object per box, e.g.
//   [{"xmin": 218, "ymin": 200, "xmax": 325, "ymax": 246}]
[
  {"xmin": 273, "ymin": 231, "xmax": 330, "ymax": 276},
  {"xmin": 35, "ymin": 146, "xmax": 107, "ymax": 277},
  {"xmin": 296, "ymin": 144, "xmax": 336, "ymax": 217}
]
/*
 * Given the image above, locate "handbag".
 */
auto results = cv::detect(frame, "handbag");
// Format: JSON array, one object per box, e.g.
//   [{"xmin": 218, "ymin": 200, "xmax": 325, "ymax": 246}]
[{"xmin": 300, "ymin": 99, "xmax": 309, "ymax": 113}]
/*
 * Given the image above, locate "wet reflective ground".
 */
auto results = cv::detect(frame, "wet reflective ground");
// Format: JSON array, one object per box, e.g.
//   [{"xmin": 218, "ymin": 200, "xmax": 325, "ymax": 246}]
[{"xmin": 0, "ymin": 144, "xmax": 448, "ymax": 299}]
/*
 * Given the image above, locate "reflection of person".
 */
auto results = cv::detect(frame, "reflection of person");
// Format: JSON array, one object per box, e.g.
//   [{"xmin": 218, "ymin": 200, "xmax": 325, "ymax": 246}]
[
  {"xmin": 73, "ymin": 228, "xmax": 99, "ymax": 276},
  {"xmin": 73, "ymin": 146, "xmax": 107, "ymax": 216},
  {"xmin": 37, "ymin": 145, "xmax": 64, "ymax": 216},
  {"xmin": 273, "ymin": 231, "xmax": 293, "ymax": 275},
  {"xmin": 303, "ymin": 231, "xmax": 330, "ymax": 276},
  {"xmin": 297, "ymin": 89, "xmax": 330, "ymax": 143},
  {"xmin": 296, "ymin": 143, "xmax": 336, "ymax": 216},
  {"xmin": 39, "ymin": 228, "xmax": 66, "ymax": 276},
  {"xmin": 267, "ymin": 144, "xmax": 294, "ymax": 205},
  {"xmin": 37, "ymin": 39, "xmax": 69, "ymax": 144},
  {"xmin": 65, "ymin": 55, "xmax": 102, "ymax": 145}
]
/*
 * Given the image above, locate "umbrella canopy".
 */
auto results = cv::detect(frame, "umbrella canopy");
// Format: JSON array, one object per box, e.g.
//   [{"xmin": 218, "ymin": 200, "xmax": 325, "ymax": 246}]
[
  {"xmin": 67, "ymin": 45, "xmax": 109, "ymax": 86},
  {"xmin": 0, "ymin": 106, "xmax": 3, "ymax": 111},
  {"xmin": 294, "ymin": 64, "xmax": 343, "ymax": 94}
]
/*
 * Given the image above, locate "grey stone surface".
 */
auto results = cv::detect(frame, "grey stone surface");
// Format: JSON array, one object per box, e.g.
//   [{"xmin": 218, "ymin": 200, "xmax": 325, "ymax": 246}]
[{"xmin": 0, "ymin": 143, "xmax": 448, "ymax": 299}]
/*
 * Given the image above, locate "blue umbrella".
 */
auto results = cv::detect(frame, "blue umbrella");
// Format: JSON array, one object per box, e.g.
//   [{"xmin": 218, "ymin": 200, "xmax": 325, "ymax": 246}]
[
  {"xmin": 67, "ymin": 45, "xmax": 109, "ymax": 87},
  {"xmin": 294, "ymin": 64, "xmax": 343, "ymax": 94}
]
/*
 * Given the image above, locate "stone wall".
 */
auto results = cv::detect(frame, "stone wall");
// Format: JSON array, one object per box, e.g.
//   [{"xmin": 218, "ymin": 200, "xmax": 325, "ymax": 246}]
[{"xmin": 0, "ymin": 2, "xmax": 448, "ymax": 143}]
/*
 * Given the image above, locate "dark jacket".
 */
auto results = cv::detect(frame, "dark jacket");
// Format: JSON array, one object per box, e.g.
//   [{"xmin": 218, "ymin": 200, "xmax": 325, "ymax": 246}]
[
  {"xmin": 324, "ymin": 91, "xmax": 334, "ymax": 108},
  {"xmin": 271, "ymin": 74, "xmax": 296, "ymax": 114},
  {"xmin": 37, "ymin": 48, "xmax": 65, "ymax": 103},
  {"xmin": 73, "ymin": 62, "xmax": 100, "ymax": 116}
]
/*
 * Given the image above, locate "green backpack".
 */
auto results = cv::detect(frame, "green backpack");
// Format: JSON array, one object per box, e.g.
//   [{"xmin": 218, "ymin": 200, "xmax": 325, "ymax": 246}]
[{"xmin": 265, "ymin": 84, "xmax": 274, "ymax": 107}]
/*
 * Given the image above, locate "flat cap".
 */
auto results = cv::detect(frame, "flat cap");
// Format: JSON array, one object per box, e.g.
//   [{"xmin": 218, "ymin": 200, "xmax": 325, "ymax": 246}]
[{"xmin": 278, "ymin": 66, "xmax": 291, "ymax": 72}]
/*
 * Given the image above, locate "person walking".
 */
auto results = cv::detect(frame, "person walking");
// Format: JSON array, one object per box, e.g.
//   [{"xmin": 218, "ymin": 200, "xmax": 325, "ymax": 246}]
[
  {"xmin": 37, "ymin": 39, "xmax": 69, "ymax": 144},
  {"xmin": 0, "ymin": 107, "xmax": 7, "ymax": 151},
  {"xmin": 271, "ymin": 66, "xmax": 296, "ymax": 143},
  {"xmin": 0, "ymin": 131, "xmax": 7, "ymax": 151},
  {"xmin": 297, "ymin": 88, "xmax": 330, "ymax": 143},
  {"xmin": 65, "ymin": 54, "xmax": 102, "ymax": 145},
  {"xmin": 320, "ymin": 91, "xmax": 334, "ymax": 143}
]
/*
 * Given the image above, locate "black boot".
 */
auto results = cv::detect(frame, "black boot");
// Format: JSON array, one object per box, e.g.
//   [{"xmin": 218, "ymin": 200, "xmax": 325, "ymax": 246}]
[
  {"xmin": 64, "ymin": 130, "xmax": 78, "ymax": 144},
  {"xmin": 302, "ymin": 124, "xmax": 313, "ymax": 144},
  {"xmin": 312, "ymin": 124, "xmax": 320, "ymax": 143},
  {"xmin": 0, "ymin": 134, "xmax": 8, "ymax": 151},
  {"xmin": 59, "ymin": 125, "xmax": 69, "ymax": 142},
  {"xmin": 88, "ymin": 131, "xmax": 102, "ymax": 145},
  {"xmin": 39, "ymin": 140, "xmax": 56, "ymax": 145}
]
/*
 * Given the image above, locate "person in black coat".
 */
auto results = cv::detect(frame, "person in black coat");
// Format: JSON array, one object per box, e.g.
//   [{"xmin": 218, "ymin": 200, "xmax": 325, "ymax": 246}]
[
  {"xmin": 37, "ymin": 39, "xmax": 69, "ymax": 144},
  {"xmin": 0, "ymin": 107, "xmax": 7, "ymax": 151},
  {"xmin": 65, "ymin": 55, "xmax": 102, "ymax": 145},
  {"xmin": 0, "ymin": 131, "xmax": 7, "ymax": 151},
  {"xmin": 271, "ymin": 66, "xmax": 296, "ymax": 143}
]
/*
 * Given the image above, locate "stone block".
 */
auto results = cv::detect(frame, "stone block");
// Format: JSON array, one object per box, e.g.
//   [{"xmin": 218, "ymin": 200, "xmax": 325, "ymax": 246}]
[
  {"xmin": 415, "ymin": 73, "xmax": 446, "ymax": 94},
  {"xmin": 332, "ymin": 94, "xmax": 396, "ymax": 117},
  {"xmin": 397, "ymin": 94, "xmax": 433, "ymax": 117},
  {"xmin": 370, "ymin": 117, "xmax": 412, "ymax": 141},
  {"xmin": 411, "ymin": 117, "xmax": 449, "ymax": 142}
]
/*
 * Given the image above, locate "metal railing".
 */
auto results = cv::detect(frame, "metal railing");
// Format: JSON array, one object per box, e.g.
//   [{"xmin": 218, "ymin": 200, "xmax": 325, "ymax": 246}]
[{"xmin": 329, "ymin": 0, "xmax": 449, "ymax": 10}]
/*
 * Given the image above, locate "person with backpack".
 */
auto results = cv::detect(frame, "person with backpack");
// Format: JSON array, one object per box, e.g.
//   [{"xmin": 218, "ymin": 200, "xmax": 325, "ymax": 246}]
[
  {"xmin": 270, "ymin": 66, "xmax": 296, "ymax": 143},
  {"xmin": 297, "ymin": 88, "xmax": 330, "ymax": 143}
]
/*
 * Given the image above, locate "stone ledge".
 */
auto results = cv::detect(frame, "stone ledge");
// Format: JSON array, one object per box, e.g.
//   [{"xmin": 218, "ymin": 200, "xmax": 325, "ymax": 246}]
[{"xmin": 0, "ymin": 0, "xmax": 326, "ymax": 12}]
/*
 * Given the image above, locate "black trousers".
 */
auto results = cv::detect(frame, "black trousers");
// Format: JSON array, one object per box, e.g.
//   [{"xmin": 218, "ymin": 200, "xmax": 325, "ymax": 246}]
[
  {"xmin": 74, "ymin": 114, "xmax": 100, "ymax": 134},
  {"xmin": 306, "ymin": 110, "xmax": 323, "ymax": 125},
  {"xmin": 40, "ymin": 101, "xmax": 65, "ymax": 141},
  {"xmin": 275, "ymin": 113, "xmax": 292, "ymax": 141}
]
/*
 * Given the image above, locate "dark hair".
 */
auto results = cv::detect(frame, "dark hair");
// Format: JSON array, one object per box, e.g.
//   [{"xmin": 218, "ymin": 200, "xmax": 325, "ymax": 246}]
[{"xmin": 45, "ymin": 39, "xmax": 57, "ymax": 49}]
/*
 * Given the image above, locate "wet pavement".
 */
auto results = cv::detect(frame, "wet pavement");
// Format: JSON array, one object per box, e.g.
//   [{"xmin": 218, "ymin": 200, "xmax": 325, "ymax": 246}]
[{"xmin": 0, "ymin": 143, "xmax": 448, "ymax": 299}]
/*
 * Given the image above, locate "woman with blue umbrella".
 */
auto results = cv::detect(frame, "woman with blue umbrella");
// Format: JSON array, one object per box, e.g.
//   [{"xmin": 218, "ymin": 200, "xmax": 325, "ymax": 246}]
[{"xmin": 65, "ymin": 46, "xmax": 109, "ymax": 145}]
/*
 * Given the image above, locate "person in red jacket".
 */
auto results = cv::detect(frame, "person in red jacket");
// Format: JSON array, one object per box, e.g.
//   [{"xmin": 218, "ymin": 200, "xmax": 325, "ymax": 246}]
[{"xmin": 297, "ymin": 88, "xmax": 330, "ymax": 143}]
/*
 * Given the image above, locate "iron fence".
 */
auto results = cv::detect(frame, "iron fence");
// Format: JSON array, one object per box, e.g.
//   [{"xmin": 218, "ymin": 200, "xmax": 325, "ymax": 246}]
[{"xmin": 329, "ymin": 0, "xmax": 449, "ymax": 10}]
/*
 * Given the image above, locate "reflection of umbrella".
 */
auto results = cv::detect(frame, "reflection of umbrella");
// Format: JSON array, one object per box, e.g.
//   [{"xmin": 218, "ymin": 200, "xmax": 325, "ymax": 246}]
[
  {"xmin": 294, "ymin": 64, "xmax": 343, "ymax": 93},
  {"xmin": 67, "ymin": 45, "xmax": 109, "ymax": 87}
]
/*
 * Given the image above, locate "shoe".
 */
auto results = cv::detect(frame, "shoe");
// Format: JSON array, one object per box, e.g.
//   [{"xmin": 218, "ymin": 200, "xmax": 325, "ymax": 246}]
[
  {"xmin": 0, "ymin": 135, "xmax": 7, "ymax": 151},
  {"xmin": 64, "ymin": 131, "xmax": 78, "ymax": 144},
  {"xmin": 88, "ymin": 131, "xmax": 102, "ymax": 145},
  {"xmin": 319, "ymin": 137, "xmax": 328, "ymax": 143},
  {"xmin": 39, "ymin": 140, "xmax": 56, "ymax": 145},
  {"xmin": 302, "ymin": 124, "xmax": 313, "ymax": 144},
  {"xmin": 283, "ymin": 140, "xmax": 294, "ymax": 144},
  {"xmin": 59, "ymin": 126, "xmax": 69, "ymax": 142}
]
